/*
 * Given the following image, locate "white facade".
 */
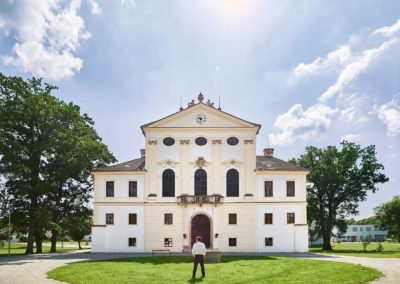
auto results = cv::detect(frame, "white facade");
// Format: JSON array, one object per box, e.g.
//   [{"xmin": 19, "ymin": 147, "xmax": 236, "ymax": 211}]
[
  {"xmin": 339, "ymin": 225, "xmax": 388, "ymax": 242},
  {"xmin": 92, "ymin": 96, "xmax": 309, "ymax": 253}
]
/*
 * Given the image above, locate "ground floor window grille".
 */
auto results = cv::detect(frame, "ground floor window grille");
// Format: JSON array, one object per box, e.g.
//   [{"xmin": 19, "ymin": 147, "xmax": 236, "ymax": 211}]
[{"xmin": 164, "ymin": 238, "xmax": 173, "ymax": 247}]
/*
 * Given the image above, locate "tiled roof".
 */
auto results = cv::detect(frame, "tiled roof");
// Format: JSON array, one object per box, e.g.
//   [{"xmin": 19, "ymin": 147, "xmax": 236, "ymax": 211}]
[
  {"xmin": 256, "ymin": 156, "xmax": 308, "ymax": 172},
  {"xmin": 93, "ymin": 157, "xmax": 145, "ymax": 172}
]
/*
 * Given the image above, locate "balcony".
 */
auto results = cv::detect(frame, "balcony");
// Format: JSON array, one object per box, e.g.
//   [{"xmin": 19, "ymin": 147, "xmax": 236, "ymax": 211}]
[{"xmin": 177, "ymin": 194, "xmax": 224, "ymax": 206}]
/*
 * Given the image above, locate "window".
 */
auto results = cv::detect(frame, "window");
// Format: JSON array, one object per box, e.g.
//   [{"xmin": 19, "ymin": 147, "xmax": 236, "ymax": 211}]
[
  {"xmin": 287, "ymin": 213, "xmax": 295, "ymax": 224},
  {"xmin": 106, "ymin": 213, "xmax": 114, "ymax": 225},
  {"xmin": 286, "ymin": 181, "xmax": 295, "ymax": 197},
  {"xmin": 106, "ymin": 181, "xmax": 114, "ymax": 197},
  {"xmin": 264, "ymin": 181, "xmax": 273, "ymax": 197},
  {"xmin": 229, "ymin": 238, "xmax": 237, "ymax": 247},
  {"xmin": 226, "ymin": 169, "xmax": 239, "ymax": 197},
  {"xmin": 194, "ymin": 169, "xmax": 207, "ymax": 195},
  {"xmin": 353, "ymin": 227, "xmax": 358, "ymax": 232},
  {"xmin": 129, "ymin": 181, "xmax": 137, "ymax": 197},
  {"xmin": 366, "ymin": 227, "xmax": 371, "ymax": 232},
  {"xmin": 264, "ymin": 213, "xmax": 273, "ymax": 224},
  {"xmin": 227, "ymin": 137, "xmax": 239, "ymax": 146},
  {"xmin": 228, "ymin": 213, "xmax": 237, "ymax": 224},
  {"xmin": 129, "ymin": 213, "xmax": 137, "ymax": 225},
  {"xmin": 360, "ymin": 236, "xmax": 364, "ymax": 241},
  {"xmin": 162, "ymin": 169, "xmax": 175, "ymax": 197},
  {"xmin": 360, "ymin": 227, "xmax": 363, "ymax": 232},
  {"xmin": 164, "ymin": 213, "xmax": 173, "ymax": 225},
  {"xmin": 128, "ymin": 238, "xmax": 136, "ymax": 247},
  {"xmin": 195, "ymin": 137, "xmax": 207, "ymax": 146},
  {"xmin": 265, "ymin": 237, "xmax": 273, "ymax": 246},
  {"xmin": 163, "ymin": 137, "xmax": 175, "ymax": 146},
  {"xmin": 164, "ymin": 238, "xmax": 173, "ymax": 247}
]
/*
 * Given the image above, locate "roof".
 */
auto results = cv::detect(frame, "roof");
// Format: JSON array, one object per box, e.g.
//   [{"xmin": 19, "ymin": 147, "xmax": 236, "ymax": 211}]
[
  {"xmin": 93, "ymin": 155, "xmax": 307, "ymax": 173},
  {"xmin": 256, "ymin": 156, "xmax": 308, "ymax": 172},
  {"xmin": 140, "ymin": 102, "xmax": 261, "ymax": 135},
  {"xmin": 92, "ymin": 157, "xmax": 145, "ymax": 172}
]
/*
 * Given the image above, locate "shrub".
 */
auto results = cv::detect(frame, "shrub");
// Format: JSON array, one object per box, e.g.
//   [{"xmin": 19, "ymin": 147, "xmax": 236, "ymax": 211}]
[
  {"xmin": 377, "ymin": 242, "xmax": 384, "ymax": 252},
  {"xmin": 362, "ymin": 241, "xmax": 370, "ymax": 252}
]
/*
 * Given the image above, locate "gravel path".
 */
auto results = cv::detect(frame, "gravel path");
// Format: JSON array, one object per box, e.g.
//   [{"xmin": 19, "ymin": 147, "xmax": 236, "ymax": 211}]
[{"xmin": 0, "ymin": 251, "xmax": 398, "ymax": 284}]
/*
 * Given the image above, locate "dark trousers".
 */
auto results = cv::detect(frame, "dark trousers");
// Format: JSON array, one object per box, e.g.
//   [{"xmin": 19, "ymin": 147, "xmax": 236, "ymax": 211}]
[{"xmin": 192, "ymin": 254, "xmax": 205, "ymax": 278}]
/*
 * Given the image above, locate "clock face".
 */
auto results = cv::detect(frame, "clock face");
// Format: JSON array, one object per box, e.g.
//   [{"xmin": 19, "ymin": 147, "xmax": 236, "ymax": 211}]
[{"xmin": 195, "ymin": 113, "xmax": 207, "ymax": 125}]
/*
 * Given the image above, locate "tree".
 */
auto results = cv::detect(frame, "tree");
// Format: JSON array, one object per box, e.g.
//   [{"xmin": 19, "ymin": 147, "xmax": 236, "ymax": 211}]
[
  {"xmin": 0, "ymin": 73, "xmax": 115, "ymax": 254},
  {"xmin": 65, "ymin": 208, "xmax": 92, "ymax": 249},
  {"xmin": 374, "ymin": 195, "xmax": 400, "ymax": 242},
  {"xmin": 290, "ymin": 141, "xmax": 388, "ymax": 250}
]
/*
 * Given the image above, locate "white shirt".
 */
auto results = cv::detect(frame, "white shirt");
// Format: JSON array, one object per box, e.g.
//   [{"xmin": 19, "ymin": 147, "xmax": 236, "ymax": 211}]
[{"xmin": 192, "ymin": 241, "xmax": 207, "ymax": 256}]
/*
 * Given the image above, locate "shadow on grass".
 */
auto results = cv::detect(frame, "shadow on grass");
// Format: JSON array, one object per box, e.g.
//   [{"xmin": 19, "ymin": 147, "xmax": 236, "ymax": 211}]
[{"xmin": 187, "ymin": 277, "xmax": 204, "ymax": 283}]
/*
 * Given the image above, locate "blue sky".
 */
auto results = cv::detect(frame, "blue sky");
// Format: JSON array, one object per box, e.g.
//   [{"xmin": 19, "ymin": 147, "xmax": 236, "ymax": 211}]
[{"xmin": 0, "ymin": 0, "xmax": 399, "ymax": 219}]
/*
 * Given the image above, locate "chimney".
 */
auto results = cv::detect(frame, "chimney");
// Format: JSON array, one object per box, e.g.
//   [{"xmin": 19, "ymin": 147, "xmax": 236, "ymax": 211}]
[
  {"xmin": 140, "ymin": 149, "xmax": 146, "ymax": 158},
  {"xmin": 264, "ymin": 148, "xmax": 274, "ymax": 158}
]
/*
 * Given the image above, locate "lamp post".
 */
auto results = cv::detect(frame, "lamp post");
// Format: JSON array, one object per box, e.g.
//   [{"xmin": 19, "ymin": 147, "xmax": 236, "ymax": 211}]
[{"xmin": 8, "ymin": 200, "xmax": 11, "ymax": 257}]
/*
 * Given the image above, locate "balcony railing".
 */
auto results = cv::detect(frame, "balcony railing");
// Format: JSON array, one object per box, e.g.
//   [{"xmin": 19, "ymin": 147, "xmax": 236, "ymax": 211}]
[{"xmin": 177, "ymin": 194, "xmax": 224, "ymax": 206}]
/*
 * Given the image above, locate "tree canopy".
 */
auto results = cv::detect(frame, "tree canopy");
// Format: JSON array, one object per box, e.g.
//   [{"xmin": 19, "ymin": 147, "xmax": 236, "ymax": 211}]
[
  {"xmin": 290, "ymin": 141, "xmax": 388, "ymax": 250},
  {"xmin": 0, "ymin": 73, "xmax": 116, "ymax": 254},
  {"xmin": 374, "ymin": 195, "xmax": 400, "ymax": 241}
]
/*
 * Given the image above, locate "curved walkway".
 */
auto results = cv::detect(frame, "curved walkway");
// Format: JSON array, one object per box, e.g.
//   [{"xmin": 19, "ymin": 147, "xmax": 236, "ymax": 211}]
[{"xmin": 0, "ymin": 251, "xmax": 399, "ymax": 284}]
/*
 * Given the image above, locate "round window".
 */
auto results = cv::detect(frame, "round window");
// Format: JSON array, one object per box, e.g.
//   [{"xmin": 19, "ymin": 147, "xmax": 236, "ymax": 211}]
[
  {"xmin": 227, "ymin": 137, "xmax": 239, "ymax": 146},
  {"xmin": 195, "ymin": 137, "xmax": 207, "ymax": 146},
  {"xmin": 163, "ymin": 137, "xmax": 175, "ymax": 146}
]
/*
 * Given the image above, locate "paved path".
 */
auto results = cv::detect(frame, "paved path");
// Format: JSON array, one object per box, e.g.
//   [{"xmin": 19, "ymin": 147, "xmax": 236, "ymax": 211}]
[{"xmin": 0, "ymin": 251, "xmax": 399, "ymax": 284}]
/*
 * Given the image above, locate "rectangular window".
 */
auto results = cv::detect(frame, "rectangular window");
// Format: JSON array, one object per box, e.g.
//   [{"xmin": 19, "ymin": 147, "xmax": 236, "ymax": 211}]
[
  {"xmin": 128, "ymin": 238, "xmax": 136, "ymax": 247},
  {"xmin": 366, "ymin": 227, "xmax": 371, "ymax": 232},
  {"xmin": 360, "ymin": 235, "xmax": 364, "ymax": 241},
  {"xmin": 164, "ymin": 238, "xmax": 172, "ymax": 247},
  {"xmin": 287, "ymin": 213, "xmax": 295, "ymax": 224},
  {"xmin": 228, "ymin": 213, "xmax": 237, "ymax": 225},
  {"xmin": 129, "ymin": 181, "xmax": 137, "ymax": 197},
  {"xmin": 265, "ymin": 237, "xmax": 273, "ymax": 246},
  {"xmin": 106, "ymin": 181, "xmax": 114, "ymax": 197},
  {"xmin": 353, "ymin": 227, "xmax": 358, "ymax": 232},
  {"xmin": 164, "ymin": 213, "xmax": 173, "ymax": 225},
  {"xmin": 286, "ymin": 181, "xmax": 295, "ymax": 197},
  {"xmin": 229, "ymin": 238, "xmax": 237, "ymax": 247},
  {"xmin": 106, "ymin": 213, "xmax": 114, "ymax": 225},
  {"xmin": 360, "ymin": 227, "xmax": 363, "ymax": 232},
  {"xmin": 129, "ymin": 213, "xmax": 137, "ymax": 225},
  {"xmin": 264, "ymin": 181, "xmax": 273, "ymax": 197},
  {"xmin": 264, "ymin": 213, "xmax": 273, "ymax": 224}
]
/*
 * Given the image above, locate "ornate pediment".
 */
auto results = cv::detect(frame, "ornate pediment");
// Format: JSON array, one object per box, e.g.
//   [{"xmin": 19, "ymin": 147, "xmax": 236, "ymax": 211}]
[
  {"xmin": 191, "ymin": 157, "xmax": 210, "ymax": 169},
  {"xmin": 158, "ymin": 159, "xmax": 179, "ymax": 169},
  {"xmin": 222, "ymin": 159, "xmax": 243, "ymax": 168}
]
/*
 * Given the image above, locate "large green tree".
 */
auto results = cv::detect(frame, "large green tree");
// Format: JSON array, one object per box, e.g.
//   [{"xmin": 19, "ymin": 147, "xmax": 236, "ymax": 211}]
[
  {"xmin": 374, "ymin": 195, "xmax": 400, "ymax": 241},
  {"xmin": 291, "ymin": 141, "xmax": 388, "ymax": 250},
  {"xmin": 0, "ymin": 73, "xmax": 115, "ymax": 254},
  {"xmin": 65, "ymin": 207, "xmax": 93, "ymax": 249}
]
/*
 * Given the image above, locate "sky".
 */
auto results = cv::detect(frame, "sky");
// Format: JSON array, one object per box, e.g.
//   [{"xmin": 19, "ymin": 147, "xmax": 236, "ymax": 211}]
[{"xmin": 0, "ymin": 0, "xmax": 399, "ymax": 219}]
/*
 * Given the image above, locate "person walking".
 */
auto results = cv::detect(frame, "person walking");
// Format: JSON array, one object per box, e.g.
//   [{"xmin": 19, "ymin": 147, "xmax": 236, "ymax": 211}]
[{"xmin": 192, "ymin": 236, "xmax": 207, "ymax": 279}]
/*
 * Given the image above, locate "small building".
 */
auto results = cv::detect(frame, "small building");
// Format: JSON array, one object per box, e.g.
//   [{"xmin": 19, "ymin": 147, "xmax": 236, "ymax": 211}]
[{"xmin": 339, "ymin": 225, "xmax": 388, "ymax": 242}]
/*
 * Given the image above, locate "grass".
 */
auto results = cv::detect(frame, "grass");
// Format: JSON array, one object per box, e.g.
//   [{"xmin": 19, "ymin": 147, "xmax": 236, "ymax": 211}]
[
  {"xmin": 48, "ymin": 256, "xmax": 380, "ymax": 284},
  {"xmin": 310, "ymin": 242, "xmax": 400, "ymax": 258},
  {"xmin": 0, "ymin": 241, "xmax": 91, "ymax": 257}
]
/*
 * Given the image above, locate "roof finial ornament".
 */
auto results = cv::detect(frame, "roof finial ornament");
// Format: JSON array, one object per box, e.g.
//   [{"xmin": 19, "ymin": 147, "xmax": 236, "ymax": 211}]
[
  {"xmin": 218, "ymin": 96, "xmax": 221, "ymax": 110},
  {"xmin": 198, "ymin": 92, "xmax": 204, "ymax": 102},
  {"xmin": 179, "ymin": 96, "xmax": 183, "ymax": 111}
]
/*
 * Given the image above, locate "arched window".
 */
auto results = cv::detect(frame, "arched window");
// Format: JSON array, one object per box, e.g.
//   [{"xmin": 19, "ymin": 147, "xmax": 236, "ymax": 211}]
[
  {"xmin": 194, "ymin": 169, "xmax": 207, "ymax": 195},
  {"xmin": 162, "ymin": 169, "xmax": 175, "ymax": 197},
  {"xmin": 226, "ymin": 169, "xmax": 239, "ymax": 197}
]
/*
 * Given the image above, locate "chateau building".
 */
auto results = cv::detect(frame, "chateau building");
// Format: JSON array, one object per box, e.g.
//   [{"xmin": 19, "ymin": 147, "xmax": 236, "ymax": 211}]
[{"xmin": 92, "ymin": 94, "xmax": 309, "ymax": 253}]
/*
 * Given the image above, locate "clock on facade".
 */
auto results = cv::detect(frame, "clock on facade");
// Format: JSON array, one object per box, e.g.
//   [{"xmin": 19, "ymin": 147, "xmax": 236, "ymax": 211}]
[{"xmin": 195, "ymin": 113, "xmax": 207, "ymax": 125}]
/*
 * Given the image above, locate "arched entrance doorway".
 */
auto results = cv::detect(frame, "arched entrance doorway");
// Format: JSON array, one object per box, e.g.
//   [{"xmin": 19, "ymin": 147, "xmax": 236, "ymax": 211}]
[{"xmin": 191, "ymin": 214, "xmax": 211, "ymax": 248}]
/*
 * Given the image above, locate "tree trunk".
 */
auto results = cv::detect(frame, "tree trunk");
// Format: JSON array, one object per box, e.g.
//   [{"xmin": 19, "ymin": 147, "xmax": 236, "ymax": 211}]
[
  {"xmin": 34, "ymin": 230, "xmax": 42, "ymax": 253},
  {"xmin": 50, "ymin": 230, "xmax": 58, "ymax": 253},
  {"xmin": 322, "ymin": 233, "xmax": 332, "ymax": 250},
  {"xmin": 25, "ymin": 225, "xmax": 34, "ymax": 254},
  {"xmin": 78, "ymin": 240, "xmax": 81, "ymax": 250}
]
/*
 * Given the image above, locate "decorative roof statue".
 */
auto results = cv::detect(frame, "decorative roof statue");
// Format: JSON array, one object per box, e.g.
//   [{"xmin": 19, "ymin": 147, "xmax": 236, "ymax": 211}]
[{"xmin": 198, "ymin": 93, "xmax": 204, "ymax": 102}]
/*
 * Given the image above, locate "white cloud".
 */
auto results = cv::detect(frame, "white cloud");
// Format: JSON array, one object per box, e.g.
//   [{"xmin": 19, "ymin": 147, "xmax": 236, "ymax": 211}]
[
  {"xmin": 269, "ymin": 103, "xmax": 337, "ymax": 145},
  {"xmin": 341, "ymin": 134, "xmax": 360, "ymax": 142},
  {"xmin": 319, "ymin": 37, "xmax": 399, "ymax": 102},
  {"xmin": 372, "ymin": 19, "xmax": 400, "ymax": 38},
  {"xmin": 376, "ymin": 99, "xmax": 400, "ymax": 136},
  {"xmin": 0, "ymin": 0, "xmax": 89, "ymax": 81},
  {"xmin": 88, "ymin": 0, "xmax": 101, "ymax": 15},
  {"xmin": 292, "ymin": 45, "xmax": 352, "ymax": 80}
]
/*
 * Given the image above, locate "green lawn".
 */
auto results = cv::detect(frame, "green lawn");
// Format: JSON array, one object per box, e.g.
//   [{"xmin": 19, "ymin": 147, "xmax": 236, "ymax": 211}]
[
  {"xmin": 310, "ymin": 242, "xmax": 400, "ymax": 258},
  {"xmin": 0, "ymin": 241, "xmax": 91, "ymax": 257},
  {"xmin": 48, "ymin": 256, "xmax": 380, "ymax": 284}
]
